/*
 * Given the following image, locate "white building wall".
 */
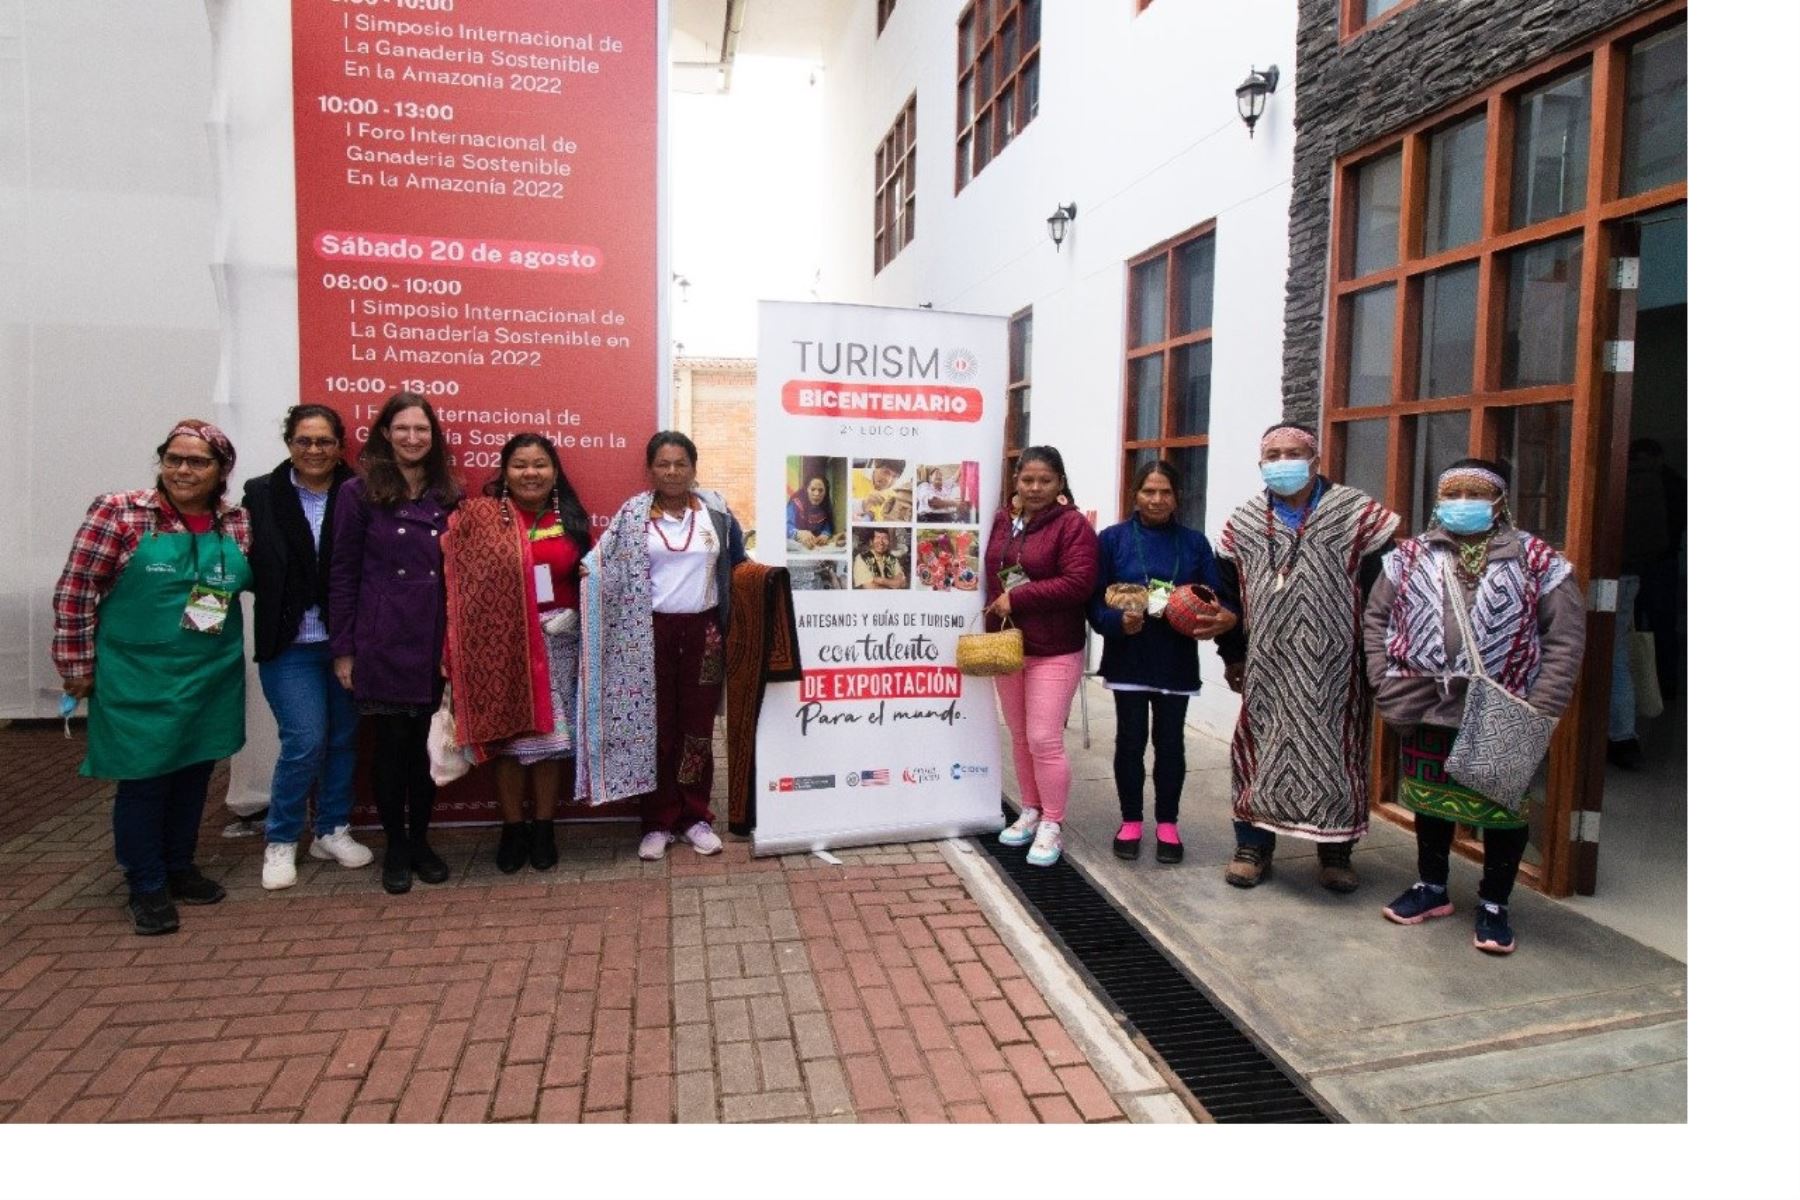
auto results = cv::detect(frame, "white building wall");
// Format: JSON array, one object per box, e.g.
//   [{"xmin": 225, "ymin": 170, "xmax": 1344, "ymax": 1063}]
[{"xmin": 816, "ymin": 0, "xmax": 1298, "ymax": 736}]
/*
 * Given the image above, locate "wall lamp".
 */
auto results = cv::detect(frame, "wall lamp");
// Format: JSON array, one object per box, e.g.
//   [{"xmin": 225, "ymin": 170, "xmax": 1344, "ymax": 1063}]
[
  {"xmin": 672, "ymin": 273, "xmax": 691, "ymax": 302},
  {"xmin": 1046, "ymin": 203, "xmax": 1077, "ymax": 251},
  {"xmin": 1235, "ymin": 65, "xmax": 1280, "ymax": 139}
]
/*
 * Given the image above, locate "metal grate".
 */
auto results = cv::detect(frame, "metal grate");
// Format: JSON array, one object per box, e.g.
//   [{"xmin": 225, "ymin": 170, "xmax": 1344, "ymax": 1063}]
[{"xmin": 977, "ymin": 827, "xmax": 1334, "ymax": 1123}]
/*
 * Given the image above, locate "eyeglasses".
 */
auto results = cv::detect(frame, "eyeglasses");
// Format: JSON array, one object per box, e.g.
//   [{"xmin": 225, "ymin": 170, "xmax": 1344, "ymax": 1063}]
[
  {"xmin": 289, "ymin": 437, "xmax": 340, "ymax": 450},
  {"xmin": 160, "ymin": 453, "xmax": 217, "ymax": 472}
]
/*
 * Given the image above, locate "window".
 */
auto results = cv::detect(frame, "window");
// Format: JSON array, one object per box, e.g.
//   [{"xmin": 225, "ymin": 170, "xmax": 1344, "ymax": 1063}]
[
  {"xmin": 1006, "ymin": 308, "xmax": 1032, "ymax": 472},
  {"xmin": 1341, "ymin": 0, "xmax": 1419, "ymax": 40},
  {"xmin": 877, "ymin": 0, "xmax": 899, "ymax": 35},
  {"xmin": 1122, "ymin": 223, "xmax": 1215, "ymax": 530},
  {"xmin": 955, "ymin": 0, "xmax": 1041, "ymax": 192},
  {"xmin": 1323, "ymin": 6, "xmax": 1686, "ymax": 542},
  {"xmin": 873, "ymin": 95, "xmax": 916, "ymax": 274}
]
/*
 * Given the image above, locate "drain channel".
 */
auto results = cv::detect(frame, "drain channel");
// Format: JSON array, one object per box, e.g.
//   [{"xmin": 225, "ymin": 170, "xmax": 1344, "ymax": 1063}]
[{"xmin": 976, "ymin": 830, "xmax": 1333, "ymax": 1123}]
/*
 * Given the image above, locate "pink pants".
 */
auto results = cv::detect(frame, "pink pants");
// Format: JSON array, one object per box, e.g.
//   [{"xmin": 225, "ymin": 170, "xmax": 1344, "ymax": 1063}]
[{"xmin": 993, "ymin": 650, "xmax": 1084, "ymax": 822}]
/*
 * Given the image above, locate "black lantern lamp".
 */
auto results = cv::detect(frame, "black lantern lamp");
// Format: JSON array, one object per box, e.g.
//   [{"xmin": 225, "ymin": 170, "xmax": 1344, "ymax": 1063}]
[
  {"xmin": 1046, "ymin": 202, "xmax": 1077, "ymax": 251},
  {"xmin": 1235, "ymin": 65, "xmax": 1280, "ymax": 138}
]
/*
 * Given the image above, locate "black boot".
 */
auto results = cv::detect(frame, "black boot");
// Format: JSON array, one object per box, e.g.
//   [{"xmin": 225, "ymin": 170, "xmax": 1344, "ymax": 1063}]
[
  {"xmin": 529, "ymin": 819, "xmax": 558, "ymax": 871},
  {"xmin": 382, "ymin": 838, "xmax": 412, "ymax": 895},
  {"xmin": 496, "ymin": 821, "xmax": 530, "ymax": 874},
  {"xmin": 410, "ymin": 839, "xmax": 450, "ymax": 885}
]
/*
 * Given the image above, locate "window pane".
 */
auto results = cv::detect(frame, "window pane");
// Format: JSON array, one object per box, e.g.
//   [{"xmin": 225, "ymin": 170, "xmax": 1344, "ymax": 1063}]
[
  {"xmin": 997, "ymin": 86, "xmax": 1015, "ymax": 147},
  {"xmin": 1493, "ymin": 402, "xmax": 1573, "ymax": 545},
  {"xmin": 1622, "ymin": 24, "xmax": 1686, "ymax": 196},
  {"xmin": 1127, "ymin": 356, "xmax": 1164, "ymax": 441},
  {"xmin": 958, "ymin": 77, "xmax": 972, "ymax": 128},
  {"xmin": 1174, "ymin": 236, "xmax": 1215, "ymax": 335},
  {"xmin": 1125, "ymin": 446, "xmax": 1159, "ymax": 504},
  {"xmin": 977, "ymin": 49, "xmax": 992, "ymax": 105},
  {"xmin": 1171, "ymin": 444, "xmax": 1209, "ymax": 533},
  {"xmin": 1346, "ymin": 284, "xmax": 1396, "ymax": 407},
  {"xmin": 975, "ymin": 112, "xmax": 992, "ymax": 170},
  {"xmin": 956, "ymin": 136, "xmax": 971, "ymax": 189},
  {"xmin": 1511, "ymin": 68, "xmax": 1591, "ymax": 228},
  {"xmin": 1171, "ymin": 342, "xmax": 1212, "ymax": 437},
  {"xmin": 1364, "ymin": 0, "xmax": 1403, "ymax": 21},
  {"xmin": 1417, "ymin": 262, "xmax": 1480, "ymax": 399},
  {"xmin": 1020, "ymin": 59, "xmax": 1040, "ymax": 123},
  {"xmin": 959, "ymin": 17, "xmax": 974, "ymax": 70},
  {"xmin": 1022, "ymin": 0, "xmax": 1041, "ymax": 50},
  {"xmin": 1502, "ymin": 234, "xmax": 1583, "ymax": 387},
  {"xmin": 1130, "ymin": 257, "xmax": 1168, "ymax": 347},
  {"xmin": 1013, "ymin": 385, "xmax": 1031, "ymax": 450},
  {"xmin": 1000, "ymin": 17, "xmax": 1018, "ymax": 76},
  {"xmin": 1341, "ymin": 419, "xmax": 1389, "ymax": 501},
  {"xmin": 1409, "ymin": 410, "xmax": 1471, "ymax": 531},
  {"xmin": 1352, "ymin": 151, "xmax": 1402, "ymax": 277},
  {"xmin": 1424, "ymin": 113, "xmax": 1487, "ymax": 254}
]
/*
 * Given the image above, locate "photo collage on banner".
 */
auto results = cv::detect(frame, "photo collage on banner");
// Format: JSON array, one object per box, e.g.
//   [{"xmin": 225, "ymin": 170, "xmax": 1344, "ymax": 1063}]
[{"xmin": 754, "ymin": 302, "xmax": 1008, "ymax": 855}]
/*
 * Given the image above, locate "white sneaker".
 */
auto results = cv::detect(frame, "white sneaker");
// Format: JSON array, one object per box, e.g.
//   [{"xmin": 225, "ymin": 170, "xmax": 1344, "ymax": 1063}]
[
  {"xmin": 1026, "ymin": 820, "xmax": 1064, "ymax": 868},
  {"xmin": 309, "ymin": 825, "xmax": 375, "ymax": 869},
  {"xmin": 638, "ymin": 831, "xmax": 675, "ymax": 861},
  {"xmin": 262, "ymin": 842, "xmax": 298, "ymax": 890},
  {"xmin": 997, "ymin": 807, "xmax": 1041, "ymax": 847},
  {"xmin": 682, "ymin": 821, "xmax": 724, "ymax": 855}
]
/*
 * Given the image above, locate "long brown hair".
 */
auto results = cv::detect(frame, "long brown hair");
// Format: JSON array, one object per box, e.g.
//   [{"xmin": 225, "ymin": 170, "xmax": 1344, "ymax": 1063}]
[{"xmin": 359, "ymin": 392, "xmax": 461, "ymax": 507}]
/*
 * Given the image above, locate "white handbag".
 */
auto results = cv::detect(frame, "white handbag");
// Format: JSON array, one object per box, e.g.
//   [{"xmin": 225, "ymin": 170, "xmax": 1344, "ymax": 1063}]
[{"xmin": 427, "ymin": 683, "xmax": 474, "ymax": 786}]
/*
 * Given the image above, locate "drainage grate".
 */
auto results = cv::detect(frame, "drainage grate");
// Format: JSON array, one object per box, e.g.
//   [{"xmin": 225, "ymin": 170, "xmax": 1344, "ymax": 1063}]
[{"xmin": 976, "ymin": 828, "xmax": 1334, "ymax": 1124}]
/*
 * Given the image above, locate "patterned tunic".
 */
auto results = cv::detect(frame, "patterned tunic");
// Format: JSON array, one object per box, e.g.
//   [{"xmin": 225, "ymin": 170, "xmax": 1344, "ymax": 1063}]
[{"xmin": 1217, "ymin": 482, "xmax": 1399, "ymax": 841}]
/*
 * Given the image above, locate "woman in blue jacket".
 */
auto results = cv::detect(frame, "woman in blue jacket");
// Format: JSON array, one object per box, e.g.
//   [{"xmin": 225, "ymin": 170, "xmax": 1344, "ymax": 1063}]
[{"xmin": 1088, "ymin": 460, "xmax": 1237, "ymax": 863}]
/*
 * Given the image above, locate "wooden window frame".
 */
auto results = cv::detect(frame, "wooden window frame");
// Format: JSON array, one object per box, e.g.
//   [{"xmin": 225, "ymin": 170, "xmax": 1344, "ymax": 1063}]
[
  {"xmin": 873, "ymin": 94, "xmax": 917, "ymax": 275},
  {"xmin": 1321, "ymin": 1, "xmax": 1687, "ymax": 896},
  {"xmin": 1119, "ymin": 220, "xmax": 1216, "ymax": 519},
  {"xmin": 1006, "ymin": 307, "xmax": 1032, "ymax": 475},
  {"xmin": 877, "ymin": 0, "xmax": 899, "ymax": 36},
  {"xmin": 1341, "ymin": 0, "xmax": 1422, "ymax": 43},
  {"xmin": 954, "ymin": 0, "xmax": 1041, "ymax": 193}
]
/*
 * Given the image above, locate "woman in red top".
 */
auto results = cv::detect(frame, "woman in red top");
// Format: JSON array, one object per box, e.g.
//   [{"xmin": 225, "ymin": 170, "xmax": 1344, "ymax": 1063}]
[
  {"xmin": 443, "ymin": 433, "xmax": 593, "ymax": 873},
  {"xmin": 982, "ymin": 446, "xmax": 1099, "ymax": 868}
]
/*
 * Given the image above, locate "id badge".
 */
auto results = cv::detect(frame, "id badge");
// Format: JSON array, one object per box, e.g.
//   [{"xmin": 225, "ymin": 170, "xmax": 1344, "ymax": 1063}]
[
  {"xmin": 1146, "ymin": 579, "xmax": 1174, "ymax": 617},
  {"xmin": 999, "ymin": 564, "xmax": 1029, "ymax": 592},
  {"xmin": 534, "ymin": 563, "xmax": 555, "ymax": 604},
  {"xmin": 180, "ymin": 583, "xmax": 232, "ymax": 635}
]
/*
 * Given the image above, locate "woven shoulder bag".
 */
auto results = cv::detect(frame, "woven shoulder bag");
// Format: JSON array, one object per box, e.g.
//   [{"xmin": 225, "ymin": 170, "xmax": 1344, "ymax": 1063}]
[{"xmin": 957, "ymin": 617, "xmax": 1024, "ymax": 677}]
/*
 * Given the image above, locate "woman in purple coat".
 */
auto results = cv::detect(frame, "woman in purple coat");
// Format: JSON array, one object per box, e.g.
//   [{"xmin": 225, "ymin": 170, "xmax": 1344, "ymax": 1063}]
[{"xmin": 329, "ymin": 393, "xmax": 461, "ymax": 894}]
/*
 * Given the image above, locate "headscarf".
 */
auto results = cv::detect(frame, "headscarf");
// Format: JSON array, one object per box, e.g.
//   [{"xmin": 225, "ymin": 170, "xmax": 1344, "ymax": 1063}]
[
  {"xmin": 1437, "ymin": 465, "xmax": 1507, "ymax": 495},
  {"xmin": 162, "ymin": 418, "xmax": 237, "ymax": 475}
]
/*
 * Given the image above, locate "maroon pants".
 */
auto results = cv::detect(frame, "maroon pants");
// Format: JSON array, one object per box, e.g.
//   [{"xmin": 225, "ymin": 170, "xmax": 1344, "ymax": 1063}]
[{"xmin": 644, "ymin": 610, "xmax": 724, "ymax": 834}]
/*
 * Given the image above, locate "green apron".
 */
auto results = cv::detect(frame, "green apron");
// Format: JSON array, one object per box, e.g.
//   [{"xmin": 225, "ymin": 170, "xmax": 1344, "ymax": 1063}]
[{"xmin": 82, "ymin": 521, "xmax": 251, "ymax": 780}]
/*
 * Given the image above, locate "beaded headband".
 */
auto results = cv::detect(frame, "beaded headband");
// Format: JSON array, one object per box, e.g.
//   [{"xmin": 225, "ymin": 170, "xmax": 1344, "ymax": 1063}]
[
  {"xmin": 1438, "ymin": 466, "xmax": 1507, "ymax": 494},
  {"xmin": 162, "ymin": 420, "xmax": 236, "ymax": 473},
  {"xmin": 1259, "ymin": 427, "xmax": 1317, "ymax": 454}
]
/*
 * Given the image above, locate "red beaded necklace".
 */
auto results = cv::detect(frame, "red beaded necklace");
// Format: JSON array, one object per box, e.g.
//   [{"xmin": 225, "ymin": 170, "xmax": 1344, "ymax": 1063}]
[{"xmin": 649, "ymin": 495, "xmax": 697, "ymax": 552}]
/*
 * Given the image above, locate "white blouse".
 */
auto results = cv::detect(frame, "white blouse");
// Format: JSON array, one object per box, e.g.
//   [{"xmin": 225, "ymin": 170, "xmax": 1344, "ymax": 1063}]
[{"xmin": 648, "ymin": 506, "xmax": 718, "ymax": 613}]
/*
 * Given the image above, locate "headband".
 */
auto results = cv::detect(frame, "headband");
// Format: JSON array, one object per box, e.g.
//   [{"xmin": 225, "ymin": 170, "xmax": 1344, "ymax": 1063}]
[
  {"xmin": 1259, "ymin": 427, "xmax": 1317, "ymax": 454},
  {"xmin": 1438, "ymin": 466, "xmax": 1507, "ymax": 494},
  {"xmin": 162, "ymin": 420, "xmax": 236, "ymax": 474}
]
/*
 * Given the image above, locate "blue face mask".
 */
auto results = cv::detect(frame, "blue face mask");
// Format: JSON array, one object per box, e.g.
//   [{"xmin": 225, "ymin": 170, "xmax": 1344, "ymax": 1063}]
[
  {"xmin": 1436, "ymin": 498, "xmax": 1497, "ymax": 535},
  {"xmin": 1260, "ymin": 459, "xmax": 1313, "ymax": 496}
]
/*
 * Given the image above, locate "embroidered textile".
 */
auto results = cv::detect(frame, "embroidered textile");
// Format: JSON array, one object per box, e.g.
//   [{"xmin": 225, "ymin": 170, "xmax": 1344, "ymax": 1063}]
[
  {"xmin": 575, "ymin": 491, "xmax": 661, "ymax": 803},
  {"xmin": 501, "ymin": 617, "xmax": 578, "ymax": 764},
  {"xmin": 443, "ymin": 497, "xmax": 552, "ymax": 749},
  {"xmin": 725, "ymin": 561, "xmax": 803, "ymax": 835},
  {"xmin": 1398, "ymin": 724, "xmax": 1529, "ymax": 829}
]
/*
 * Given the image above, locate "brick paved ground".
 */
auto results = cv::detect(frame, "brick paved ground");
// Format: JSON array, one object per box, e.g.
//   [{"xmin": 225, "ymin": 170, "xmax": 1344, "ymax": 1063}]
[{"xmin": 0, "ymin": 722, "xmax": 1142, "ymax": 1123}]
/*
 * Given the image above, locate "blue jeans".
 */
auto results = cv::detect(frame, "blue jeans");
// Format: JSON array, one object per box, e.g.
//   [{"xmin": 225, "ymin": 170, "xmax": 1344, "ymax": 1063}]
[
  {"xmin": 1234, "ymin": 820, "xmax": 1276, "ymax": 851},
  {"xmin": 258, "ymin": 641, "xmax": 359, "ymax": 844},
  {"xmin": 114, "ymin": 760, "xmax": 214, "ymax": 894},
  {"xmin": 1608, "ymin": 574, "xmax": 1641, "ymax": 742}
]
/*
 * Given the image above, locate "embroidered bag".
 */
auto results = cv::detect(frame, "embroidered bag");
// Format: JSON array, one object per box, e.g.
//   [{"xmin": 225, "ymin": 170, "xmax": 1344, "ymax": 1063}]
[{"xmin": 1440, "ymin": 555, "xmax": 1557, "ymax": 810}]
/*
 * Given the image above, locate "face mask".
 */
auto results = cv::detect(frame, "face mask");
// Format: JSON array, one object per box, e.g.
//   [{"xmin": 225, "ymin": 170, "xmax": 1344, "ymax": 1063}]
[
  {"xmin": 1260, "ymin": 459, "xmax": 1313, "ymax": 496},
  {"xmin": 1435, "ymin": 498, "xmax": 1497, "ymax": 535}
]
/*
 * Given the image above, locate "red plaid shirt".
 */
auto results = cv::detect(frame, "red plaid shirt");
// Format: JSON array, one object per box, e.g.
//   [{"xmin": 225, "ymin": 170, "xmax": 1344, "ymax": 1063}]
[{"xmin": 51, "ymin": 489, "xmax": 253, "ymax": 679}]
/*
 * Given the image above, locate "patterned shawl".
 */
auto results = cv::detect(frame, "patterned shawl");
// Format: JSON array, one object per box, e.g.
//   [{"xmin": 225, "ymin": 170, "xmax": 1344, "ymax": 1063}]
[
  {"xmin": 442, "ymin": 496, "xmax": 552, "ymax": 750},
  {"xmin": 575, "ymin": 490, "xmax": 659, "ymax": 803},
  {"xmin": 725, "ymin": 561, "xmax": 803, "ymax": 835}
]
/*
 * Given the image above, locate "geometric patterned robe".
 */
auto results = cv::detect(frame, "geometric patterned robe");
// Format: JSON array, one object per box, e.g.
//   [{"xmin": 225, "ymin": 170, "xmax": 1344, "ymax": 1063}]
[{"xmin": 1217, "ymin": 481, "xmax": 1400, "ymax": 842}]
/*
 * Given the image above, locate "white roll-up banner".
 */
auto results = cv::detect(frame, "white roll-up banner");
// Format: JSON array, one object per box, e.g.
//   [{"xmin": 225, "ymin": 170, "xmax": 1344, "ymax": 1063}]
[{"xmin": 752, "ymin": 301, "xmax": 1008, "ymax": 856}]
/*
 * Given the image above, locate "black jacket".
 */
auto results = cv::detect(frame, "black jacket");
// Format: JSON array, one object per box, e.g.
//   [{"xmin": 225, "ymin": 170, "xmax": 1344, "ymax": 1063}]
[{"xmin": 242, "ymin": 463, "xmax": 353, "ymax": 663}]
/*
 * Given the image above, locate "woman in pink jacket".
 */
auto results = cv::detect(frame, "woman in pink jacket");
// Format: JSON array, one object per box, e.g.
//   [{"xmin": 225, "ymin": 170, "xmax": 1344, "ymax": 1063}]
[{"xmin": 982, "ymin": 446, "xmax": 1099, "ymax": 867}]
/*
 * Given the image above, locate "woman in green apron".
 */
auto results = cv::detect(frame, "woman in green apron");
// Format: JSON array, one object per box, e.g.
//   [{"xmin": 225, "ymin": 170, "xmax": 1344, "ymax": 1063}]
[{"xmin": 52, "ymin": 419, "xmax": 254, "ymax": 936}]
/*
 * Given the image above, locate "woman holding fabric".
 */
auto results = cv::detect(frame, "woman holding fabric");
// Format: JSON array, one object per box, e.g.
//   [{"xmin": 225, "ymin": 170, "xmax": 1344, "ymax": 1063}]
[
  {"xmin": 329, "ymin": 393, "xmax": 461, "ymax": 895},
  {"xmin": 443, "ymin": 433, "xmax": 592, "ymax": 874},
  {"xmin": 983, "ymin": 446, "xmax": 1099, "ymax": 868},
  {"xmin": 785, "ymin": 474, "xmax": 839, "ymax": 551},
  {"xmin": 242, "ymin": 404, "xmax": 373, "ymax": 890},
  {"xmin": 52, "ymin": 419, "xmax": 252, "ymax": 934},
  {"xmin": 1364, "ymin": 458, "xmax": 1585, "ymax": 955},
  {"xmin": 580, "ymin": 431, "xmax": 747, "ymax": 862},
  {"xmin": 1088, "ymin": 460, "xmax": 1237, "ymax": 864}
]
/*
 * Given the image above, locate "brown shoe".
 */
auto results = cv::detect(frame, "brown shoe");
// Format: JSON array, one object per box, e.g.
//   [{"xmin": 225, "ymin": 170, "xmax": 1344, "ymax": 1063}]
[
  {"xmin": 1225, "ymin": 845, "xmax": 1272, "ymax": 888},
  {"xmin": 1317, "ymin": 842, "xmax": 1359, "ymax": 893}
]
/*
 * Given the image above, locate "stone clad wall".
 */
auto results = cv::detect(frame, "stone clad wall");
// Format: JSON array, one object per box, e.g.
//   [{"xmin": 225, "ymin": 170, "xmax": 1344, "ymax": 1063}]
[{"xmin": 1281, "ymin": 0, "xmax": 1657, "ymax": 425}]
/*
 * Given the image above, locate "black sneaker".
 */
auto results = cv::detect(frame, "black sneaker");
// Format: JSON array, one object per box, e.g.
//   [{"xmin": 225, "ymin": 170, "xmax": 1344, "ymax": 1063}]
[
  {"xmin": 410, "ymin": 842, "xmax": 450, "ymax": 885},
  {"xmin": 166, "ymin": 867, "xmax": 225, "ymax": 905},
  {"xmin": 1473, "ymin": 901, "xmax": 1517, "ymax": 955},
  {"xmin": 1382, "ymin": 883, "xmax": 1454, "ymax": 925},
  {"xmin": 128, "ymin": 889, "xmax": 180, "ymax": 936},
  {"xmin": 382, "ymin": 844, "xmax": 413, "ymax": 895}
]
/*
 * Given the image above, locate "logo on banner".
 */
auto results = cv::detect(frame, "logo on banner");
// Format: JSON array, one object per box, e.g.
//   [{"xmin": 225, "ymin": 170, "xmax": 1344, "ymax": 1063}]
[
  {"xmin": 902, "ymin": 766, "xmax": 941, "ymax": 784},
  {"xmin": 950, "ymin": 762, "xmax": 991, "ymax": 781},
  {"xmin": 943, "ymin": 348, "xmax": 980, "ymax": 382},
  {"xmin": 769, "ymin": 775, "xmax": 838, "ymax": 792},
  {"xmin": 846, "ymin": 769, "xmax": 890, "ymax": 788}
]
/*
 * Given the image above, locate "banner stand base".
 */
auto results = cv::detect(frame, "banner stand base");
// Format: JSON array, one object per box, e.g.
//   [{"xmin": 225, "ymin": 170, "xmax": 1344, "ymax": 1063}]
[{"xmin": 752, "ymin": 816, "xmax": 1005, "ymax": 858}]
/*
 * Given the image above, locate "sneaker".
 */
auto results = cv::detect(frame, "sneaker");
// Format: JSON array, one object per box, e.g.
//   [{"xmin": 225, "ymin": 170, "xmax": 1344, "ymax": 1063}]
[
  {"xmin": 682, "ymin": 821, "xmax": 723, "ymax": 856},
  {"xmin": 1224, "ymin": 845, "xmax": 1272, "ymax": 888},
  {"xmin": 1473, "ymin": 901, "xmax": 1517, "ymax": 955},
  {"xmin": 127, "ymin": 889, "xmax": 180, "ymax": 936},
  {"xmin": 310, "ymin": 825, "xmax": 374, "ymax": 869},
  {"xmin": 166, "ymin": 867, "xmax": 225, "ymax": 905},
  {"xmin": 997, "ymin": 808, "xmax": 1041, "ymax": 847},
  {"xmin": 1381, "ymin": 883, "xmax": 1454, "ymax": 925},
  {"xmin": 1317, "ymin": 842, "xmax": 1360, "ymax": 893},
  {"xmin": 639, "ymin": 831, "xmax": 675, "ymax": 861},
  {"xmin": 1025, "ymin": 820, "xmax": 1063, "ymax": 867},
  {"xmin": 262, "ymin": 842, "xmax": 299, "ymax": 891}
]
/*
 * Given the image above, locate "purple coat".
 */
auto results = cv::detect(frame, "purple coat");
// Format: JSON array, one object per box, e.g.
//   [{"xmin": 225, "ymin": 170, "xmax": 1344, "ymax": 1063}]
[
  {"xmin": 327, "ymin": 476, "xmax": 451, "ymax": 706},
  {"xmin": 982, "ymin": 503, "xmax": 1100, "ymax": 657}
]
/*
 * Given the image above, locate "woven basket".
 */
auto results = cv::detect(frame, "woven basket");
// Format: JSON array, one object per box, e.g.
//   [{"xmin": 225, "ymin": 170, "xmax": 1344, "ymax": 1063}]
[
  {"xmin": 957, "ymin": 619, "xmax": 1024, "ymax": 676},
  {"xmin": 1104, "ymin": 583, "xmax": 1150, "ymax": 615}
]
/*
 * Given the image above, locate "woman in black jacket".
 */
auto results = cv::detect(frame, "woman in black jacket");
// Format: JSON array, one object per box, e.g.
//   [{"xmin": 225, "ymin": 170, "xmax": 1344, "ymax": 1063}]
[{"xmin": 241, "ymin": 405, "xmax": 373, "ymax": 890}]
